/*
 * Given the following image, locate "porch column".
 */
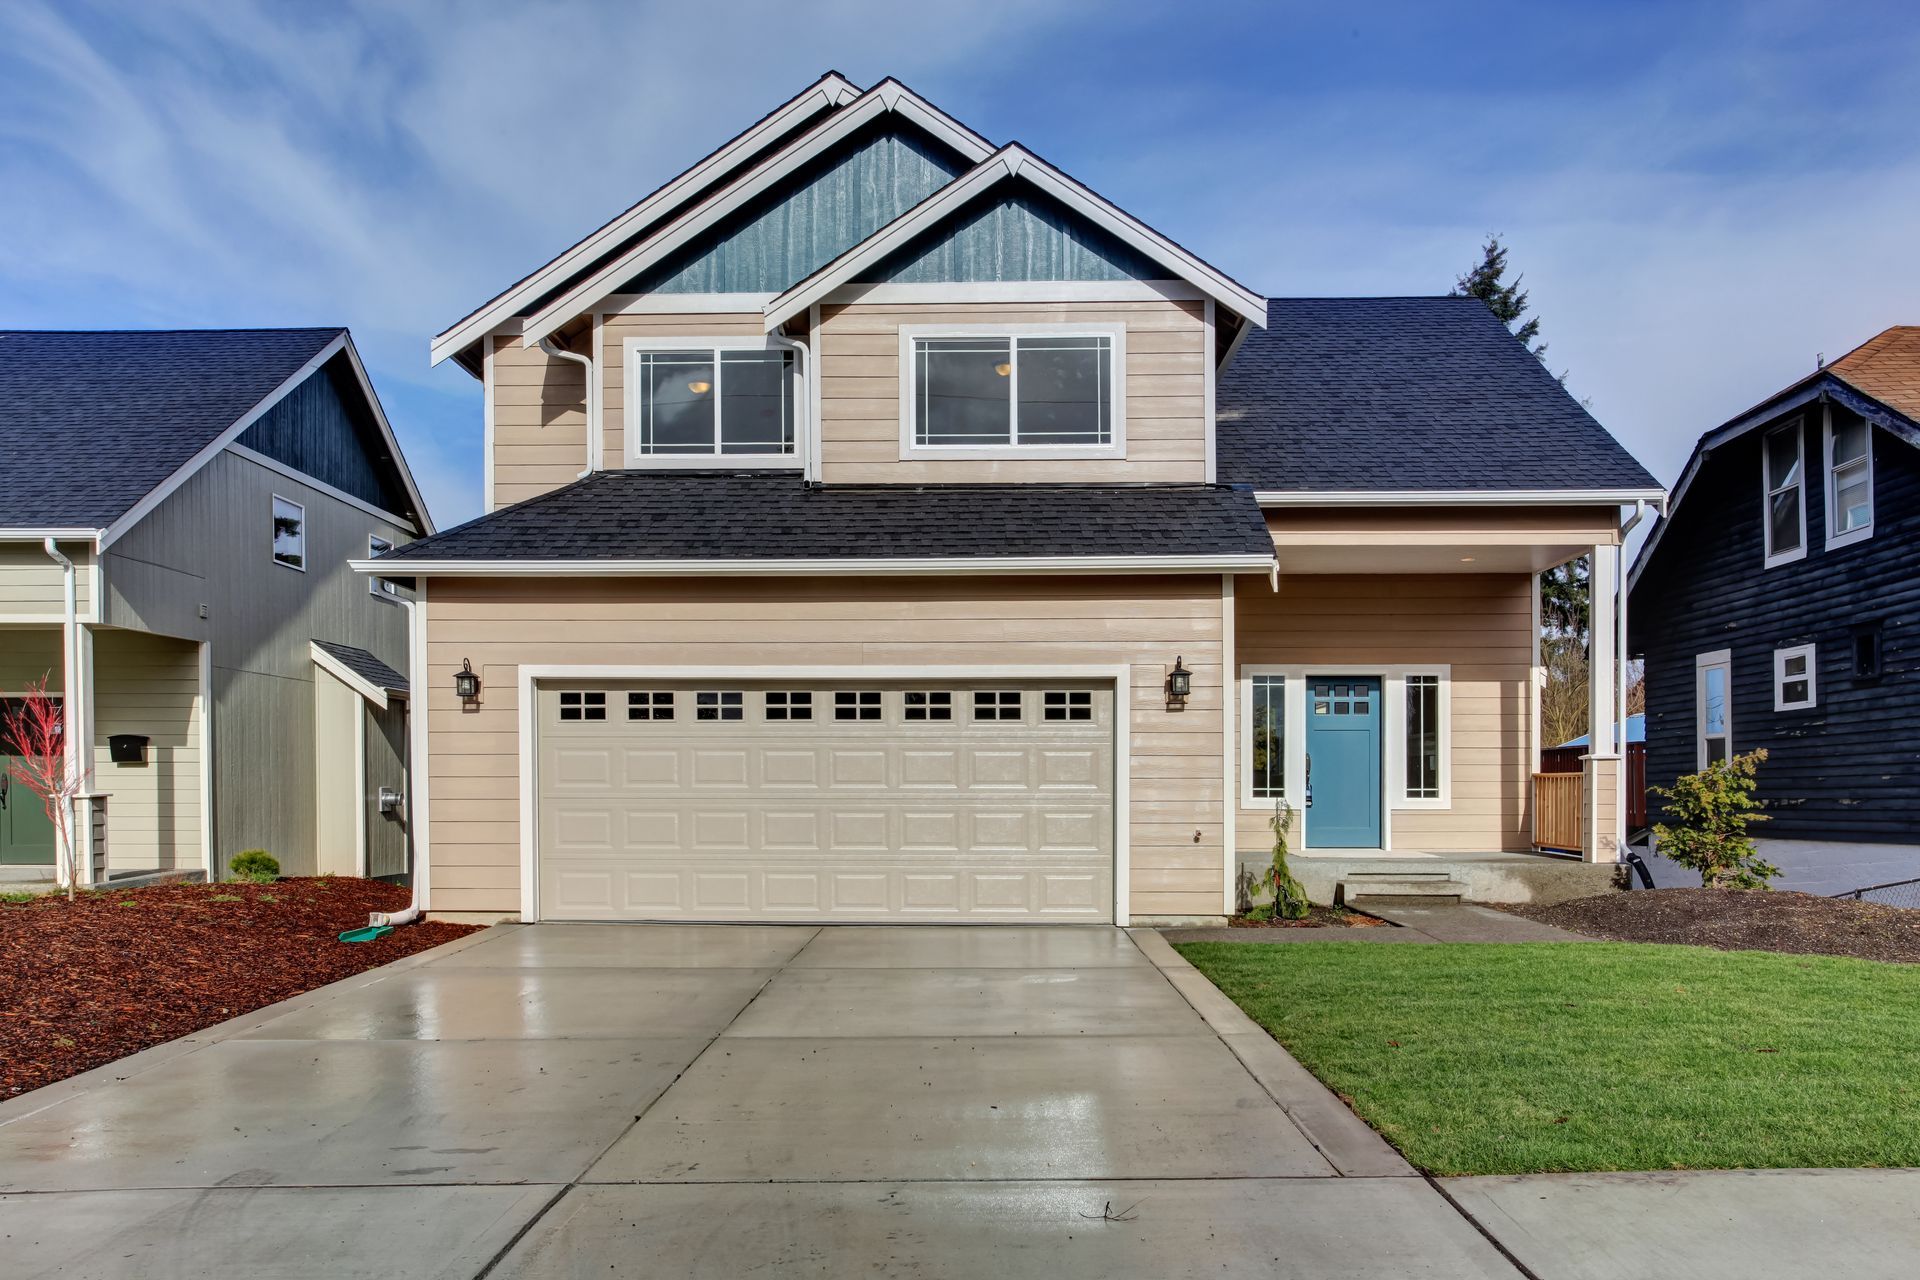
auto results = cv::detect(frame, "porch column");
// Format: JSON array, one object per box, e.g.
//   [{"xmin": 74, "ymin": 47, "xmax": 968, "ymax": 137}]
[
  {"xmin": 1582, "ymin": 543, "xmax": 1621, "ymax": 862},
  {"xmin": 58, "ymin": 620, "xmax": 99, "ymax": 888}
]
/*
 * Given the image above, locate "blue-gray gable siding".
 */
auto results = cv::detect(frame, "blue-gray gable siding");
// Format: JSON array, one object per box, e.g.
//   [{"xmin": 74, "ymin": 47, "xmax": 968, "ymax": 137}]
[
  {"xmin": 237, "ymin": 357, "xmax": 411, "ymax": 519},
  {"xmin": 627, "ymin": 120, "xmax": 970, "ymax": 294},
  {"xmin": 860, "ymin": 189, "xmax": 1164, "ymax": 284},
  {"xmin": 1631, "ymin": 400, "xmax": 1920, "ymax": 842}
]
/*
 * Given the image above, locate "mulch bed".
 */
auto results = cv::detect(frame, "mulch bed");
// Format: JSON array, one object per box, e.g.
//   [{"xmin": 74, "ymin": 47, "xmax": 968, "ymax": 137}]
[
  {"xmin": 0, "ymin": 878, "xmax": 479, "ymax": 1101},
  {"xmin": 1226, "ymin": 905, "xmax": 1389, "ymax": 929},
  {"xmin": 1502, "ymin": 888, "xmax": 1920, "ymax": 963}
]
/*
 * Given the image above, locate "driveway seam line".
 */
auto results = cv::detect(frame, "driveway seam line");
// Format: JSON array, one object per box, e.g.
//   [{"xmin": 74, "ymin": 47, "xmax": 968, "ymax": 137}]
[
  {"xmin": 1423, "ymin": 1173, "xmax": 1543, "ymax": 1280},
  {"xmin": 469, "ymin": 926, "xmax": 822, "ymax": 1279}
]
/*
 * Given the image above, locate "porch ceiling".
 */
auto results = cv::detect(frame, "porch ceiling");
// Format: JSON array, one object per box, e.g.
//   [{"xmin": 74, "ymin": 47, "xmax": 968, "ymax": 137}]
[{"xmin": 1270, "ymin": 539, "xmax": 1589, "ymax": 574}]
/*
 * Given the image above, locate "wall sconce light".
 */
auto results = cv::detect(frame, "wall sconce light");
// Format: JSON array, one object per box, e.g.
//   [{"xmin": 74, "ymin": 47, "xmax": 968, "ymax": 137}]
[
  {"xmin": 453, "ymin": 658, "xmax": 481, "ymax": 703},
  {"xmin": 1165, "ymin": 656, "xmax": 1192, "ymax": 704}
]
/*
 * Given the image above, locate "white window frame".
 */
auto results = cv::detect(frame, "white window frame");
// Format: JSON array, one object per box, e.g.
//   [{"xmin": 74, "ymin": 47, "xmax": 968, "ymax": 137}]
[
  {"xmin": 897, "ymin": 322, "xmax": 1127, "ymax": 461},
  {"xmin": 1773, "ymin": 642, "xmax": 1817, "ymax": 712},
  {"xmin": 1237, "ymin": 665, "xmax": 1451, "ymax": 827},
  {"xmin": 271, "ymin": 495, "xmax": 306, "ymax": 572},
  {"xmin": 621, "ymin": 336, "xmax": 806, "ymax": 469},
  {"xmin": 1822, "ymin": 406, "xmax": 1874, "ymax": 550},
  {"xmin": 1695, "ymin": 649, "xmax": 1733, "ymax": 769},
  {"xmin": 368, "ymin": 534, "xmax": 399, "ymax": 599},
  {"xmin": 1761, "ymin": 418, "xmax": 1807, "ymax": 568}
]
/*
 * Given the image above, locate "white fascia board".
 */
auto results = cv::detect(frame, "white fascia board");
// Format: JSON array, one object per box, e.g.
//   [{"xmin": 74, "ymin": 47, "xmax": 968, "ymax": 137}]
[
  {"xmin": 518, "ymin": 80, "xmax": 997, "ymax": 351},
  {"xmin": 765, "ymin": 144, "xmax": 1269, "ymax": 332},
  {"xmin": 1256, "ymin": 488, "xmax": 1668, "ymax": 508},
  {"xmin": 309, "ymin": 641, "xmax": 390, "ymax": 712},
  {"xmin": 348, "ymin": 553, "xmax": 1277, "ymax": 578},
  {"xmin": 0, "ymin": 528, "xmax": 103, "ymax": 542},
  {"xmin": 429, "ymin": 72, "xmax": 858, "ymax": 366},
  {"xmin": 99, "ymin": 332, "xmax": 347, "ymax": 551},
  {"xmin": 821, "ymin": 280, "xmax": 1203, "ymax": 306}
]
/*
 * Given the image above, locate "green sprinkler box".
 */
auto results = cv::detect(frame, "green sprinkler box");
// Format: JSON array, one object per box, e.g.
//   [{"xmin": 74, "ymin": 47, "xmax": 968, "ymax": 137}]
[{"xmin": 338, "ymin": 925, "xmax": 394, "ymax": 944}]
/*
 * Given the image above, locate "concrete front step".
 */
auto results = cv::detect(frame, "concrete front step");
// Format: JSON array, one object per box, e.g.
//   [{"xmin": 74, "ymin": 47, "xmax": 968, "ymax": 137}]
[{"xmin": 1338, "ymin": 873, "xmax": 1465, "ymax": 903}]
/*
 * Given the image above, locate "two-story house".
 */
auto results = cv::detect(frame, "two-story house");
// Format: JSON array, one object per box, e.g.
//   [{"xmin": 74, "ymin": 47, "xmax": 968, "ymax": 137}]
[
  {"xmin": 1631, "ymin": 325, "xmax": 1920, "ymax": 882},
  {"xmin": 371, "ymin": 74, "xmax": 1663, "ymax": 925},
  {"xmin": 0, "ymin": 329, "xmax": 431, "ymax": 886}
]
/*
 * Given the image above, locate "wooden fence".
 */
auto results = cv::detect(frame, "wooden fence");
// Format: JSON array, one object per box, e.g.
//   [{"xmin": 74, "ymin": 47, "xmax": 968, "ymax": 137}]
[
  {"xmin": 1531, "ymin": 772, "xmax": 1584, "ymax": 853},
  {"xmin": 1539, "ymin": 743, "xmax": 1648, "ymax": 830}
]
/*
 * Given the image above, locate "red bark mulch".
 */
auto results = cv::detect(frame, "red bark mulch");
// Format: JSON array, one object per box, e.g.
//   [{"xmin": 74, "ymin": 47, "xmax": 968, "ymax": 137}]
[
  {"xmin": 0, "ymin": 878, "xmax": 480, "ymax": 1102},
  {"xmin": 1227, "ymin": 905, "xmax": 1389, "ymax": 928}
]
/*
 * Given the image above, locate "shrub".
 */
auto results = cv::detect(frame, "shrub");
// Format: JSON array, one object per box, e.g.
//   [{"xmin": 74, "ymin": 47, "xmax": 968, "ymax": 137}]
[
  {"xmin": 1244, "ymin": 802, "xmax": 1311, "ymax": 921},
  {"xmin": 228, "ymin": 849, "xmax": 281, "ymax": 883},
  {"xmin": 1652, "ymin": 749, "xmax": 1781, "ymax": 889}
]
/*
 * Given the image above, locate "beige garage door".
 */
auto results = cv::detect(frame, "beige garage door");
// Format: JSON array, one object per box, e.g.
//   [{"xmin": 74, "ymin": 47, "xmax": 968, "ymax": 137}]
[{"xmin": 535, "ymin": 679, "xmax": 1114, "ymax": 922}]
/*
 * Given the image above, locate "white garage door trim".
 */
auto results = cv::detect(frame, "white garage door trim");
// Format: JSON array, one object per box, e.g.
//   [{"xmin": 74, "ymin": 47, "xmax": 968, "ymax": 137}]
[{"xmin": 517, "ymin": 664, "xmax": 1132, "ymax": 925}]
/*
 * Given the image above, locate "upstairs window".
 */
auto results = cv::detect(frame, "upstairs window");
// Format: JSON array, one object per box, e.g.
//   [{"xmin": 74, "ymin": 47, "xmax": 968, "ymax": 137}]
[
  {"xmin": 1825, "ymin": 414, "xmax": 1873, "ymax": 548},
  {"xmin": 271, "ymin": 496, "xmax": 306, "ymax": 571},
  {"xmin": 905, "ymin": 327, "xmax": 1122, "ymax": 456},
  {"xmin": 628, "ymin": 341, "xmax": 796, "ymax": 462},
  {"xmin": 1762, "ymin": 420, "xmax": 1805, "ymax": 567}
]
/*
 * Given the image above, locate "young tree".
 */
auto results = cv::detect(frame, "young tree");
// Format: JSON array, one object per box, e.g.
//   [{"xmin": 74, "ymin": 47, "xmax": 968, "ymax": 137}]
[
  {"xmin": 3, "ymin": 677, "xmax": 87, "ymax": 900},
  {"xmin": 1652, "ymin": 749, "xmax": 1780, "ymax": 889},
  {"xmin": 1452, "ymin": 234, "xmax": 1547, "ymax": 361}
]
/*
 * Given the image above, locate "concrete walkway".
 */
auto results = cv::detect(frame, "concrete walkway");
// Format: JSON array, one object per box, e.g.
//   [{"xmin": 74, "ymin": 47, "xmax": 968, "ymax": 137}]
[
  {"xmin": 0, "ymin": 921, "xmax": 1518, "ymax": 1279},
  {"xmin": 1162, "ymin": 901, "xmax": 1589, "ymax": 945}
]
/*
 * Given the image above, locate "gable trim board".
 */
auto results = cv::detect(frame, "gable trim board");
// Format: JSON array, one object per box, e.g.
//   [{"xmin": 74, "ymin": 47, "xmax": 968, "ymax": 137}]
[
  {"xmin": 513, "ymin": 80, "xmax": 997, "ymax": 353},
  {"xmin": 354, "ymin": 553, "xmax": 1276, "ymax": 578},
  {"xmin": 430, "ymin": 72, "xmax": 860, "ymax": 368},
  {"xmin": 309, "ymin": 640, "xmax": 394, "ymax": 711},
  {"xmin": 1257, "ymin": 489, "xmax": 1666, "ymax": 508},
  {"xmin": 764, "ymin": 145, "xmax": 1268, "ymax": 332},
  {"xmin": 96, "ymin": 333, "xmax": 433, "ymax": 552},
  {"xmin": 1630, "ymin": 375, "xmax": 1918, "ymax": 591}
]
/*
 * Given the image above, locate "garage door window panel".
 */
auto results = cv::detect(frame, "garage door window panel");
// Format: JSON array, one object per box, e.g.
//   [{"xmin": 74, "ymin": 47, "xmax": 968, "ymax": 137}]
[
  {"xmin": 834, "ymin": 690, "xmax": 882, "ymax": 721},
  {"xmin": 765, "ymin": 690, "xmax": 813, "ymax": 721},
  {"xmin": 559, "ymin": 691, "xmax": 606, "ymax": 722},
  {"xmin": 696, "ymin": 691, "xmax": 744, "ymax": 721},
  {"xmin": 974, "ymin": 690, "xmax": 1022, "ymax": 721},
  {"xmin": 1044, "ymin": 690, "xmax": 1093, "ymax": 721},
  {"xmin": 904, "ymin": 691, "xmax": 952, "ymax": 721},
  {"xmin": 628, "ymin": 691, "xmax": 673, "ymax": 720}
]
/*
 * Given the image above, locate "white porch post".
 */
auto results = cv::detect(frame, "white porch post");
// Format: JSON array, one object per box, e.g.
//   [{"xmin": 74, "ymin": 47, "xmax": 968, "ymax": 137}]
[
  {"xmin": 1583, "ymin": 543, "xmax": 1621, "ymax": 863},
  {"xmin": 64, "ymin": 622, "xmax": 98, "ymax": 888}
]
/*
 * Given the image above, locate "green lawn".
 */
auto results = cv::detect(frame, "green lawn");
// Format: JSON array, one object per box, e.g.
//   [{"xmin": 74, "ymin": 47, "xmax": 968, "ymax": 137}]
[{"xmin": 1175, "ymin": 941, "xmax": 1920, "ymax": 1176}]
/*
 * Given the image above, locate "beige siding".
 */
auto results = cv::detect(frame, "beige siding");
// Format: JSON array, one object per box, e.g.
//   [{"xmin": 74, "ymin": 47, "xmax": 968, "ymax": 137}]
[
  {"xmin": 0, "ymin": 544, "xmax": 94, "ymax": 621},
  {"xmin": 598, "ymin": 312, "xmax": 767, "ymax": 467},
  {"xmin": 1234, "ymin": 573, "xmax": 1534, "ymax": 854},
  {"xmin": 817, "ymin": 299, "xmax": 1208, "ymax": 484},
  {"xmin": 92, "ymin": 629, "xmax": 202, "ymax": 874},
  {"xmin": 313, "ymin": 665, "xmax": 360, "ymax": 876},
  {"xmin": 490, "ymin": 334, "xmax": 587, "ymax": 509},
  {"xmin": 0, "ymin": 629, "xmax": 62, "ymax": 693},
  {"xmin": 423, "ymin": 575, "xmax": 1227, "ymax": 920}
]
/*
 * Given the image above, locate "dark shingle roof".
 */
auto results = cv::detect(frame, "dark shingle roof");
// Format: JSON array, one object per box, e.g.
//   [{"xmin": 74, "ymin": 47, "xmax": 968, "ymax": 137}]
[
  {"xmin": 0, "ymin": 328, "xmax": 345, "ymax": 528},
  {"xmin": 377, "ymin": 470, "xmax": 1273, "ymax": 563},
  {"xmin": 313, "ymin": 641, "xmax": 409, "ymax": 697},
  {"xmin": 1216, "ymin": 297, "xmax": 1660, "ymax": 493}
]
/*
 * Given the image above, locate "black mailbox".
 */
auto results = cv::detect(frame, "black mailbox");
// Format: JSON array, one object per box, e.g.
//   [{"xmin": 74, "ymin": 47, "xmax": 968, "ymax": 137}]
[{"xmin": 108, "ymin": 734, "xmax": 149, "ymax": 764}]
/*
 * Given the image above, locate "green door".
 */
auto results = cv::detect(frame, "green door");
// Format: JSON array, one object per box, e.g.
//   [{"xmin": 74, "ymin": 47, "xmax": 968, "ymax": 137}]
[{"xmin": 1, "ymin": 699, "xmax": 59, "ymax": 865}]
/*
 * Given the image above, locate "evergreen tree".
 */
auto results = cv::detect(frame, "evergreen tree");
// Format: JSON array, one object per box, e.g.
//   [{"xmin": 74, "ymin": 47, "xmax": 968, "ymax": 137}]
[{"xmin": 1452, "ymin": 234, "xmax": 1547, "ymax": 362}]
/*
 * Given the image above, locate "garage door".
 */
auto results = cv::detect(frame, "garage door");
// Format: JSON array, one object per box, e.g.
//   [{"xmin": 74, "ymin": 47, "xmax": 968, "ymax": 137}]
[{"xmin": 535, "ymin": 679, "xmax": 1114, "ymax": 922}]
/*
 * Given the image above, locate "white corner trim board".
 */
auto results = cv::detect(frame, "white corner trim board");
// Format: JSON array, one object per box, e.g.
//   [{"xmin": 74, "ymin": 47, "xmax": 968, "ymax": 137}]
[
  {"xmin": 514, "ymin": 662, "xmax": 1134, "ymax": 925},
  {"xmin": 349, "ymin": 553, "xmax": 1279, "ymax": 578}
]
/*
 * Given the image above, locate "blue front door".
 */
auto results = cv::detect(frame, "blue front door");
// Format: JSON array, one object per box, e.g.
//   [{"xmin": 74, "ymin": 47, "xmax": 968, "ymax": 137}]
[{"xmin": 1304, "ymin": 677, "xmax": 1381, "ymax": 848}]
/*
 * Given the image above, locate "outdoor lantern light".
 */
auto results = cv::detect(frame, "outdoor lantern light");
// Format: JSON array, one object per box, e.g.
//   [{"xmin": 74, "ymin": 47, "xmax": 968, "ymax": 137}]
[
  {"xmin": 1166, "ymin": 656, "xmax": 1192, "ymax": 703},
  {"xmin": 453, "ymin": 658, "xmax": 481, "ymax": 702},
  {"xmin": 686, "ymin": 379, "xmax": 712, "ymax": 394}
]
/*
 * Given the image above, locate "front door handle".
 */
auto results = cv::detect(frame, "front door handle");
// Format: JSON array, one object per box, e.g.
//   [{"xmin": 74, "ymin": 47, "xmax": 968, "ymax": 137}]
[{"xmin": 1304, "ymin": 753, "xmax": 1313, "ymax": 808}]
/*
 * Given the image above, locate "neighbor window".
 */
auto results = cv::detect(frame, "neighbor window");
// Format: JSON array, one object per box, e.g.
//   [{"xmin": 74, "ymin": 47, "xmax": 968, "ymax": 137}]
[
  {"xmin": 1404, "ymin": 674, "xmax": 1442, "ymax": 800},
  {"xmin": 1853, "ymin": 623, "xmax": 1884, "ymax": 681},
  {"xmin": 368, "ymin": 535, "xmax": 398, "ymax": 597},
  {"xmin": 629, "ymin": 343, "xmax": 796, "ymax": 459},
  {"xmin": 833, "ymin": 690, "xmax": 881, "ymax": 721},
  {"xmin": 909, "ymin": 331, "xmax": 1116, "ymax": 451},
  {"xmin": 1696, "ymin": 651, "xmax": 1732, "ymax": 767},
  {"xmin": 628, "ymin": 691, "xmax": 673, "ymax": 721},
  {"xmin": 1247, "ymin": 674, "xmax": 1285, "ymax": 801},
  {"xmin": 1774, "ymin": 643, "xmax": 1816, "ymax": 711},
  {"xmin": 765, "ymin": 690, "xmax": 813, "ymax": 721},
  {"xmin": 271, "ymin": 495, "xmax": 306, "ymax": 571},
  {"xmin": 1826, "ymin": 413, "xmax": 1873, "ymax": 546},
  {"xmin": 695, "ymin": 690, "xmax": 743, "ymax": 721},
  {"xmin": 904, "ymin": 691, "xmax": 952, "ymax": 721},
  {"xmin": 1762, "ymin": 420, "xmax": 1804, "ymax": 565}
]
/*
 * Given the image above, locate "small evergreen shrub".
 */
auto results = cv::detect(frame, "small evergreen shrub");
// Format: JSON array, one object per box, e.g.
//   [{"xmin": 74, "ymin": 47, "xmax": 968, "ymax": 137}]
[
  {"xmin": 228, "ymin": 849, "xmax": 281, "ymax": 884},
  {"xmin": 1244, "ymin": 802, "xmax": 1311, "ymax": 921},
  {"xmin": 1652, "ymin": 749, "xmax": 1780, "ymax": 889}
]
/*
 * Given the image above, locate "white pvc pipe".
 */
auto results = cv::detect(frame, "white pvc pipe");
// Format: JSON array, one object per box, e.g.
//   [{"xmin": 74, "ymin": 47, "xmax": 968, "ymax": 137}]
[
  {"xmin": 42, "ymin": 537, "xmax": 80, "ymax": 889},
  {"xmin": 540, "ymin": 337, "xmax": 598, "ymax": 479}
]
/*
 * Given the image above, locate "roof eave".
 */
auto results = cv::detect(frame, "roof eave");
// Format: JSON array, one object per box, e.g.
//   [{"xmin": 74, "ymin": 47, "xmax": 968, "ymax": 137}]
[
  {"xmin": 350, "ymin": 553, "xmax": 1277, "ymax": 578},
  {"xmin": 1255, "ymin": 488, "xmax": 1667, "ymax": 508}
]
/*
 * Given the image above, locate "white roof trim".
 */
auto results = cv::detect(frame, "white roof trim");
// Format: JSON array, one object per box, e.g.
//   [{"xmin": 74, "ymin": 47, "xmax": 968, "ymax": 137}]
[
  {"xmin": 351, "ymin": 553, "xmax": 1276, "ymax": 578},
  {"xmin": 516, "ymin": 80, "xmax": 997, "ymax": 352},
  {"xmin": 430, "ymin": 72, "xmax": 858, "ymax": 366},
  {"xmin": 1256, "ymin": 489, "xmax": 1667, "ymax": 508},
  {"xmin": 764, "ymin": 144, "xmax": 1269, "ymax": 332},
  {"xmin": 97, "ymin": 332, "xmax": 433, "ymax": 552},
  {"xmin": 309, "ymin": 641, "xmax": 391, "ymax": 711},
  {"xmin": 0, "ymin": 528, "xmax": 102, "ymax": 542}
]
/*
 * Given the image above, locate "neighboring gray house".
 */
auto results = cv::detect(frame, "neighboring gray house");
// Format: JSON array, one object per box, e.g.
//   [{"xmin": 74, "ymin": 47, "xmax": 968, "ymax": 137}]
[{"xmin": 0, "ymin": 328, "xmax": 432, "ymax": 884}]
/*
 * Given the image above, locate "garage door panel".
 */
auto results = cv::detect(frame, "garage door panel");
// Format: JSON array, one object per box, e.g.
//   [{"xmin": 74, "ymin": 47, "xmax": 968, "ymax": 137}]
[{"xmin": 537, "ymin": 680, "xmax": 1113, "ymax": 923}]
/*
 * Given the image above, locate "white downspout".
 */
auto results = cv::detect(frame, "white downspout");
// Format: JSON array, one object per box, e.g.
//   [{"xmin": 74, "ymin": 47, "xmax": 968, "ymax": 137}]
[
  {"xmin": 368, "ymin": 592, "xmax": 426, "ymax": 928},
  {"xmin": 1615, "ymin": 500, "xmax": 1651, "ymax": 846},
  {"xmin": 42, "ymin": 538, "xmax": 82, "ymax": 888},
  {"xmin": 540, "ymin": 336, "xmax": 599, "ymax": 479}
]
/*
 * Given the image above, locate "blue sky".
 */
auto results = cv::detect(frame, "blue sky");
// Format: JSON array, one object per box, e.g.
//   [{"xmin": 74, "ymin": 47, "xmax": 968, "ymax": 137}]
[{"xmin": 3, "ymin": 1, "xmax": 1915, "ymax": 527}]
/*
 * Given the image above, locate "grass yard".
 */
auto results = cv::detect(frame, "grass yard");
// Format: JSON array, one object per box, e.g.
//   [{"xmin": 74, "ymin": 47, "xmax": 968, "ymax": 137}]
[{"xmin": 1176, "ymin": 940, "xmax": 1920, "ymax": 1176}]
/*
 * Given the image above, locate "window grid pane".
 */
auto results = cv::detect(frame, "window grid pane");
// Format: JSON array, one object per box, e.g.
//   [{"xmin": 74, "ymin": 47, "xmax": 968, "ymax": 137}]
[
  {"xmin": 973, "ymin": 690, "xmax": 1021, "ymax": 720},
  {"xmin": 627, "ymin": 690, "xmax": 673, "ymax": 721},
  {"xmin": 904, "ymin": 691, "xmax": 952, "ymax": 721},
  {"xmin": 834, "ymin": 690, "xmax": 882, "ymax": 721},
  {"xmin": 1765, "ymin": 423, "xmax": 1803, "ymax": 555},
  {"xmin": 765, "ymin": 690, "xmax": 813, "ymax": 721},
  {"xmin": 913, "ymin": 335, "xmax": 1112, "ymax": 449},
  {"xmin": 1250, "ymin": 676, "xmax": 1284, "ymax": 798},
  {"xmin": 696, "ymin": 690, "xmax": 743, "ymax": 721},
  {"xmin": 560, "ymin": 690, "xmax": 606, "ymax": 722},
  {"xmin": 636, "ymin": 347, "xmax": 793, "ymax": 457},
  {"xmin": 1405, "ymin": 675, "xmax": 1440, "ymax": 799},
  {"xmin": 1042, "ymin": 690, "xmax": 1093, "ymax": 721}
]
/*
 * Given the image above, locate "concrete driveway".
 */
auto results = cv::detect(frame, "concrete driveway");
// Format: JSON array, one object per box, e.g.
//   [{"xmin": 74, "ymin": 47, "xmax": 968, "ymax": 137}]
[{"xmin": 0, "ymin": 921, "xmax": 1518, "ymax": 1279}]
